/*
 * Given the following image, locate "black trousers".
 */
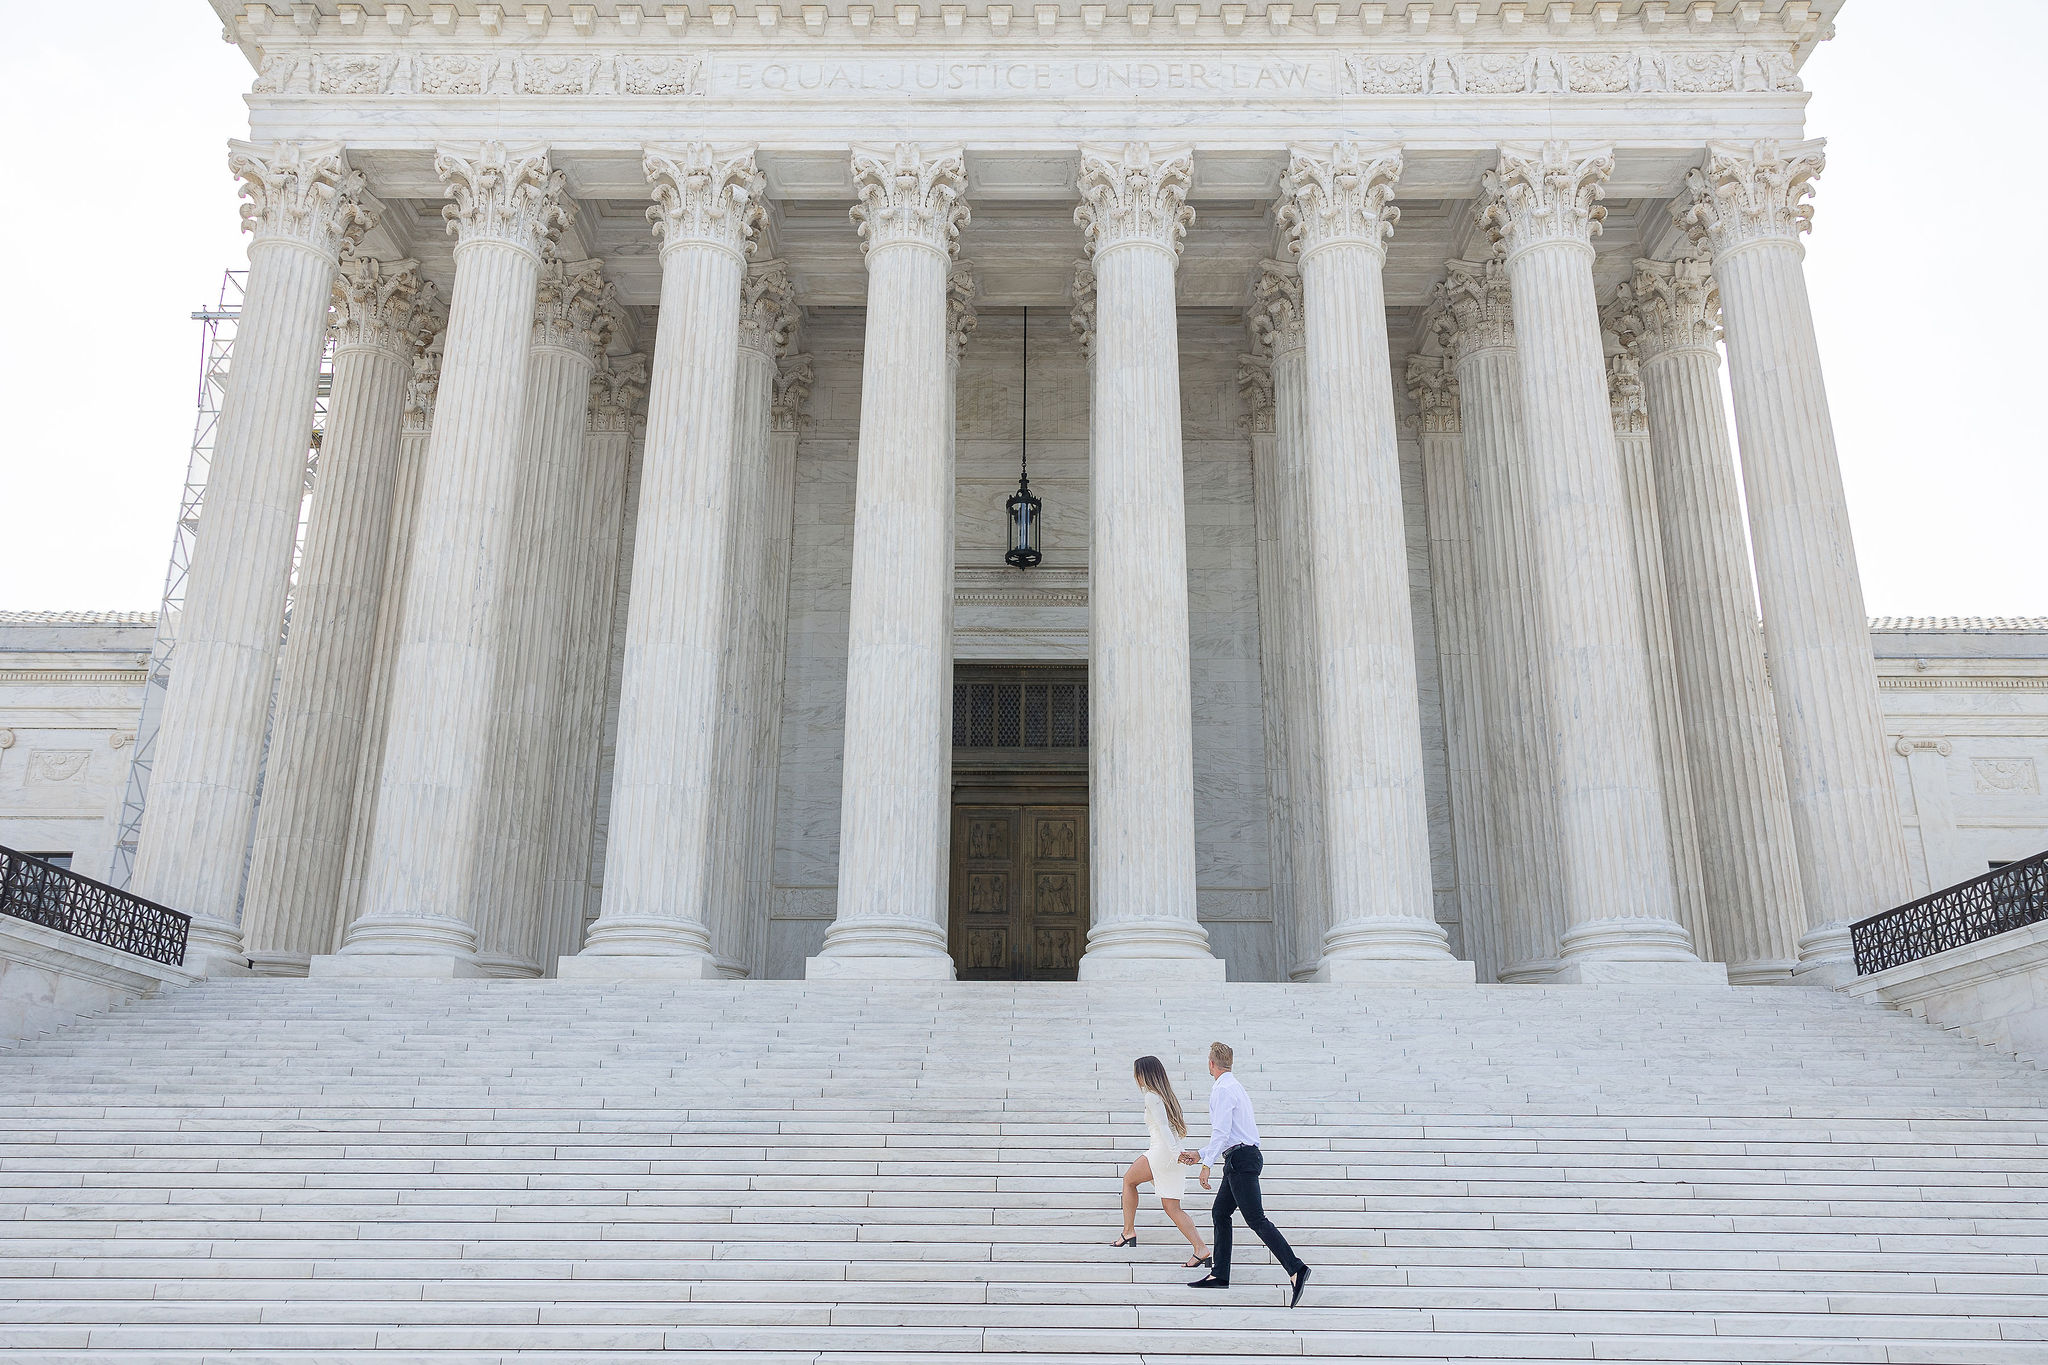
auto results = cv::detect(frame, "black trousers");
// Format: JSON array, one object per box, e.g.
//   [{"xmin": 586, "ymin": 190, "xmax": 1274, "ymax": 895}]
[{"xmin": 1210, "ymin": 1145, "xmax": 1303, "ymax": 1283}]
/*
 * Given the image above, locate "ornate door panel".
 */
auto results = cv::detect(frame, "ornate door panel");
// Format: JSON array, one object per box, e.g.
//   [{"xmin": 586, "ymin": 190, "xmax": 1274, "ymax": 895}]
[{"xmin": 949, "ymin": 804, "xmax": 1088, "ymax": 981}]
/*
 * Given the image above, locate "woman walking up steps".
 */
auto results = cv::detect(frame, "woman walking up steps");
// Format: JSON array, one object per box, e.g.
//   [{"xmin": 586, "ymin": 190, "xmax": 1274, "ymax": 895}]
[{"xmin": 1110, "ymin": 1055, "xmax": 1213, "ymax": 1269}]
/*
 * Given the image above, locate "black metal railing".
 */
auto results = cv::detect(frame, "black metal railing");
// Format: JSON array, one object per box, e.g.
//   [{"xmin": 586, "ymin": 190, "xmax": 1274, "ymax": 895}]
[
  {"xmin": 0, "ymin": 845, "xmax": 191, "ymax": 967},
  {"xmin": 1850, "ymin": 849, "xmax": 2048, "ymax": 975}
]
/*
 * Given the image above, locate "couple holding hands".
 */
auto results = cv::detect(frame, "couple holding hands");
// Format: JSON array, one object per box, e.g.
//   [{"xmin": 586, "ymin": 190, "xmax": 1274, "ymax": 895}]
[{"xmin": 1112, "ymin": 1041, "xmax": 1312, "ymax": 1306}]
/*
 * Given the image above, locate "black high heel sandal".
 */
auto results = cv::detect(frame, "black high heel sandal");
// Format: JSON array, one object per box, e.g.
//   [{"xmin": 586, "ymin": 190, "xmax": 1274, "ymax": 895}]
[
  {"xmin": 1182, "ymin": 1253, "xmax": 1212, "ymax": 1269},
  {"xmin": 1111, "ymin": 1233, "xmax": 1137, "ymax": 1248}
]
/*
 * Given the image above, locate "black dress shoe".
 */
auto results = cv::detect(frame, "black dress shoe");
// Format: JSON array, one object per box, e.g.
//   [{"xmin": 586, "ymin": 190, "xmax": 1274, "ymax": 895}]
[
  {"xmin": 1188, "ymin": 1274, "xmax": 1230, "ymax": 1289},
  {"xmin": 1289, "ymin": 1265, "xmax": 1312, "ymax": 1307}
]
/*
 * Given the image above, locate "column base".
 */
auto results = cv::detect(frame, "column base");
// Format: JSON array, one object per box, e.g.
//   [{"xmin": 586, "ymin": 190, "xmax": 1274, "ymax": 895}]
[
  {"xmin": 1793, "ymin": 921, "xmax": 1857, "ymax": 986},
  {"xmin": 557, "ymin": 952, "xmax": 724, "ymax": 983},
  {"xmin": 1077, "ymin": 917, "xmax": 1221, "ymax": 981},
  {"xmin": 1315, "ymin": 916, "xmax": 1473, "ymax": 985},
  {"xmin": 182, "ymin": 916, "xmax": 252, "ymax": 978},
  {"xmin": 1555, "ymin": 916, "xmax": 1728, "ymax": 986},
  {"xmin": 1315, "ymin": 956, "xmax": 1476, "ymax": 986},
  {"xmin": 805, "ymin": 953, "xmax": 956, "ymax": 982},
  {"xmin": 477, "ymin": 954, "xmax": 544, "ymax": 980},
  {"xmin": 315, "ymin": 912, "xmax": 485, "ymax": 978}
]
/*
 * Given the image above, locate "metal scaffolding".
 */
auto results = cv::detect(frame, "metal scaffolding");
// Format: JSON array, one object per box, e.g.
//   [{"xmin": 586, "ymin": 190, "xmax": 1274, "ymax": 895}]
[{"xmin": 107, "ymin": 271, "xmax": 331, "ymax": 889}]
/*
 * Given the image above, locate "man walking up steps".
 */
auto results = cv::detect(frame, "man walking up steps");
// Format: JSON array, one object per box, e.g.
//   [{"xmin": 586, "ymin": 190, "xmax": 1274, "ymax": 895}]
[{"xmin": 1180, "ymin": 1040, "xmax": 1311, "ymax": 1305}]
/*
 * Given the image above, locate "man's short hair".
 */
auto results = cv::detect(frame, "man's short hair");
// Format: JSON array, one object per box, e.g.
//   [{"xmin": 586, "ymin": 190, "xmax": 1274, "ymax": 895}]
[{"xmin": 1209, "ymin": 1041, "xmax": 1233, "ymax": 1070}]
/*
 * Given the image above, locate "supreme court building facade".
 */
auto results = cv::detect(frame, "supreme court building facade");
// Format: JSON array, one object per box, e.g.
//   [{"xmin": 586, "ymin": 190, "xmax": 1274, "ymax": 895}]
[{"xmin": 125, "ymin": 0, "xmax": 1896, "ymax": 989}]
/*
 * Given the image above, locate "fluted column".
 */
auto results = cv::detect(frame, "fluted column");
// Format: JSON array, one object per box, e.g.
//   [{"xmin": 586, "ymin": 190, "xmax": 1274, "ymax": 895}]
[
  {"xmin": 1408, "ymin": 347, "xmax": 1503, "ymax": 984},
  {"xmin": 1677, "ymin": 139, "xmax": 1912, "ymax": 980},
  {"xmin": 242, "ymin": 256, "xmax": 439, "ymax": 976},
  {"xmin": 1245, "ymin": 263, "xmax": 1327, "ymax": 981},
  {"xmin": 538, "ymin": 352, "xmax": 647, "ymax": 974},
  {"xmin": 470, "ymin": 258, "xmax": 620, "ymax": 977},
  {"xmin": 707, "ymin": 261, "xmax": 801, "ymax": 977},
  {"xmin": 567, "ymin": 144, "xmax": 764, "ymax": 981},
  {"xmin": 1616, "ymin": 255, "xmax": 1807, "ymax": 982},
  {"xmin": 1238, "ymin": 354, "xmax": 1297, "ymax": 978},
  {"xmin": 335, "ymin": 329, "xmax": 444, "ymax": 945},
  {"xmin": 1600, "ymin": 338, "xmax": 1714, "ymax": 962},
  {"xmin": 1072, "ymin": 144, "xmax": 1221, "ymax": 981},
  {"xmin": 1480, "ymin": 143, "xmax": 1721, "ymax": 984},
  {"xmin": 1437, "ymin": 255, "xmax": 1569, "ymax": 981},
  {"xmin": 132, "ymin": 140, "xmax": 370, "ymax": 970},
  {"xmin": 321, "ymin": 141, "xmax": 571, "ymax": 978},
  {"xmin": 1281, "ymin": 143, "xmax": 1469, "ymax": 984},
  {"xmin": 808, "ymin": 145, "xmax": 970, "ymax": 980}
]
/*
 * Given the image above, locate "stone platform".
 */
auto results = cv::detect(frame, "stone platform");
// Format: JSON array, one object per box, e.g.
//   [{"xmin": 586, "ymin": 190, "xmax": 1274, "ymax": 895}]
[{"xmin": 1, "ymin": 980, "xmax": 2046, "ymax": 1361}]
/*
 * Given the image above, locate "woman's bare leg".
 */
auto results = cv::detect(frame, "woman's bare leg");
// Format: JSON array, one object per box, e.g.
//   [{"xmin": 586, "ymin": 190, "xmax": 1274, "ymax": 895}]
[
  {"xmin": 1120, "ymin": 1156, "xmax": 1152, "ymax": 1238},
  {"xmin": 1161, "ymin": 1198, "xmax": 1210, "ymax": 1258}
]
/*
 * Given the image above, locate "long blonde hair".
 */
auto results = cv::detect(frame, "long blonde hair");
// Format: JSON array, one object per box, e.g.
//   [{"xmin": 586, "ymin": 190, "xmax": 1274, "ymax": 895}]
[{"xmin": 1133, "ymin": 1055, "xmax": 1186, "ymax": 1138}]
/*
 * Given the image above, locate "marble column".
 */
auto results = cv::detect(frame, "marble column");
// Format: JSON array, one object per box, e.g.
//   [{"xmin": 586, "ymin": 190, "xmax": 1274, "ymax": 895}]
[
  {"xmin": 1407, "ymin": 349, "xmax": 1504, "ymax": 984},
  {"xmin": 538, "ymin": 351, "xmax": 646, "ymax": 974},
  {"xmin": 568, "ymin": 144, "xmax": 765, "ymax": 982},
  {"xmin": 1436, "ymin": 256, "xmax": 1569, "ymax": 981},
  {"xmin": 1246, "ymin": 261, "xmax": 1327, "ymax": 982},
  {"xmin": 132, "ymin": 140, "xmax": 370, "ymax": 970},
  {"xmin": 334, "ymin": 328, "xmax": 444, "ymax": 945},
  {"xmin": 1480, "ymin": 143, "xmax": 1721, "ymax": 984},
  {"xmin": 1281, "ymin": 143, "xmax": 1469, "ymax": 984},
  {"xmin": 470, "ymin": 258, "xmax": 620, "ymax": 977},
  {"xmin": 320, "ymin": 141, "xmax": 571, "ymax": 978},
  {"xmin": 809, "ymin": 145, "xmax": 970, "ymax": 980},
  {"xmin": 1676, "ymin": 139, "xmax": 1912, "ymax": 980},
  {"xmin": 241, "ymin": 256, "xmax": 438, "ymax": 976},
  {"xmin": 1238, "ymin": 354, "xmax": 1297, "ymax": 979},
  {"xmin": 1616, "ymin": 254, "xmax": 1807, "ymax": 982},
  {"xmin": 1600, "ymin": 339, "xmax": 1715, "ymax": 963},
  {"xmin": 707, "ymin": 260, "xmax": 800, "ymax": 977},
  {"xmin": 1071, "ymin": 144, "xmax": 1221, "ymax": 981}
]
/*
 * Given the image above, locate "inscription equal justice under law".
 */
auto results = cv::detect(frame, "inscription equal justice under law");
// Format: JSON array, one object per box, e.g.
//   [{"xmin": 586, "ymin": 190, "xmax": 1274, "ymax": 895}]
[{"xmin": 721, "ymin": 57, "xmax": 1331, "ymax": 95}]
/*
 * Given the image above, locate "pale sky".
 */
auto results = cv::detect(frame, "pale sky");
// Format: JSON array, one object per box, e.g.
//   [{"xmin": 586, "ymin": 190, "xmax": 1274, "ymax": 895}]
[{"xmin": 2, "ymin": 0, "xmax": 2042, "ymax": 616}]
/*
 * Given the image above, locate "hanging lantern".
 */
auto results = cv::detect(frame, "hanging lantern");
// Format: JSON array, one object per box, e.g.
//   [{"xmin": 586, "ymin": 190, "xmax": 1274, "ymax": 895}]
[{"xmin": 1005, "ymin": 307, "xmax": 1043, "ymax": 570}]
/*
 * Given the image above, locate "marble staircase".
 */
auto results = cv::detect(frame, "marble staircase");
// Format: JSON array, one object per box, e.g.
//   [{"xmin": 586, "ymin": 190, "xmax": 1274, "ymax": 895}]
[{"xmin": 2, "ymin": 980, "xmax": 2046, "ymax": 1362}]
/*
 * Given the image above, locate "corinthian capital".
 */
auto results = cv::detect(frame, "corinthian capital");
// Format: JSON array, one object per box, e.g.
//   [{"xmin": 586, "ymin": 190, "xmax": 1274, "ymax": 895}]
[
  {"xmin": 1069, "ymin": 260, "xmax": 1097, "ymax": 360},
  {"xmin": 229, "ymin": 139, "xmax": 373, "ymax": 257},
  {"xmin": 1405, "ymin": 353, "xmax": 1461, "ymax": 435},
  {"xmin": 1675, "ymin": 138, "xmax": 1826, "ymax": 255},
  {"xmin": 1237, "ymin": 352, "xmax": 1275, "ymax": 435},
  {"xmin": 643, "ymin": 144, "xmax": 765, "ymax": 262},
  {"xmin": 1277, "ymin": 141, "xmax": 1403, "ymax": 260},
  {"xmin": 404, "ymin": 334, "xmax": 445, "ymax": 435},
  {"xmin": 1606, "ymin": 350, "xmax": 1648, "ymax": 435},
  {"xmin": 1435, "ymin": 254, "xmax": 1517, "ymax": 362},
  {"xmin": 1615, "ymin": 255, "xmax": 1722, "ymax": 361},
  {"xmin": 737, "ymin": 259, "xmax": 801, "ymax": 357},
  {"xmin": 946, "ymin": 263, "xmax": 978, "ymax": 362},
  {"xmin": 533, "ymin": 256, "xmax": 620, "ymax": 362},
  {"xmin": 1479, "ymin": 142, "xmax": 1613, "ymax": 257},
  {"xmin": 587, "ymin": 351, "xmax": 649, "ymax": 434},
  {"xmin": 1245, "ymin": 259, "xmax": 1305, "ymax": 356},
  {"xmin": 330, "ymin": 255, "xmax": 437, "ymax": 357},
  {"xmin": 772, "ymin": 353, "xmax": 814, "ymax": 432},
  {"xmin": 849, "ymin": 144, "xmax": 970, "ymax": 258},
  {"xmin": 1075, "ymin": 144, "xmax": 1195, "ymax": 258},
  {"xmin": 438, "ymin": 142, "xmax": 571, "ymax": 255}
]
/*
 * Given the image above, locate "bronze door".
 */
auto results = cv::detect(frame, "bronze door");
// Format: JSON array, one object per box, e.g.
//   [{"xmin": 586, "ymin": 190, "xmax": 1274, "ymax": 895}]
[{"xmin": 949, "ymin": 804, "xmax": 1088, "ymax": 981}]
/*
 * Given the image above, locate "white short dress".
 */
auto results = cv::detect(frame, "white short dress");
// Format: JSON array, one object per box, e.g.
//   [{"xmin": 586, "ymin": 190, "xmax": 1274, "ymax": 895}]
[{"xmin": 1143, "ymin": 1091, "xmax": 1187, "ymax": 1203}]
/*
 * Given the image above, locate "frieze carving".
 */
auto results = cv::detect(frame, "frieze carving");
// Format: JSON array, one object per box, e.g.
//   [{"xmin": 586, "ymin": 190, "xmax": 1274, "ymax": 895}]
[
  {"xmin": 737, "ymin": 259, "xmax": 802, "ymax": 358},
  {"xmin": 330, "ymin": 255, "xmax": 437, "ymax": 357},
  {"xmin": 1405, "ymin": 353, "xmax": 1460, "ymax": 436},
  {"xmin": 228, "ymin": 139, "xmax": 373, "ymax": 256},
  {"xmin": 588, "ymin": 351, "xmax": 650, "ymax": 433},
  {"xmin": 1973, "ymin": 758, "xmax": 2040, "ymax": 794},
  {"xmin": 772, "ymin": 353, "xmax": 814, "ymax": 432},
  {"xmin": 1339, "ymin": 46, "xmax": 1798, "ymax": 96},
  {"xmin": 255, "ymin": 48, "xmax": 708, "ymax": 97},
  {"xmin": 438, "ymin": 141, "xmax": 572, "ymax": 254},
  {"xmin": 25, "ymin": 749, "xmax": 91, "ymax": 785},
  {"xmin": 644, "ymin": 144, "xmax": 766, "ymax": 260},
  {"xmin": 1277, "ymin": 141, "xmax": 1402, "ymax": 260},
  {"xmin": 1676, "ymin": 138, "xmax": 1826, "ymax": 254},
  {"xmin": 849, "ymin": 144, "xmax": 970, "ymax": 258},
  {"xmin": 1076, "ymin": 143, "xmax": 1195, "ymax": 258},
  {"xmin": 1480, "ymin": 141, "xmax": 1613, "ymax": 256}
]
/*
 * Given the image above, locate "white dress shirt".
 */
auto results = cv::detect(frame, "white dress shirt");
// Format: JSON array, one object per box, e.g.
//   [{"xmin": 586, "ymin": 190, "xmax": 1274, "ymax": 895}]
[{"xmin": 1198, "ymin": 1071, "xmax": 1260, "ymax": 1167}]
